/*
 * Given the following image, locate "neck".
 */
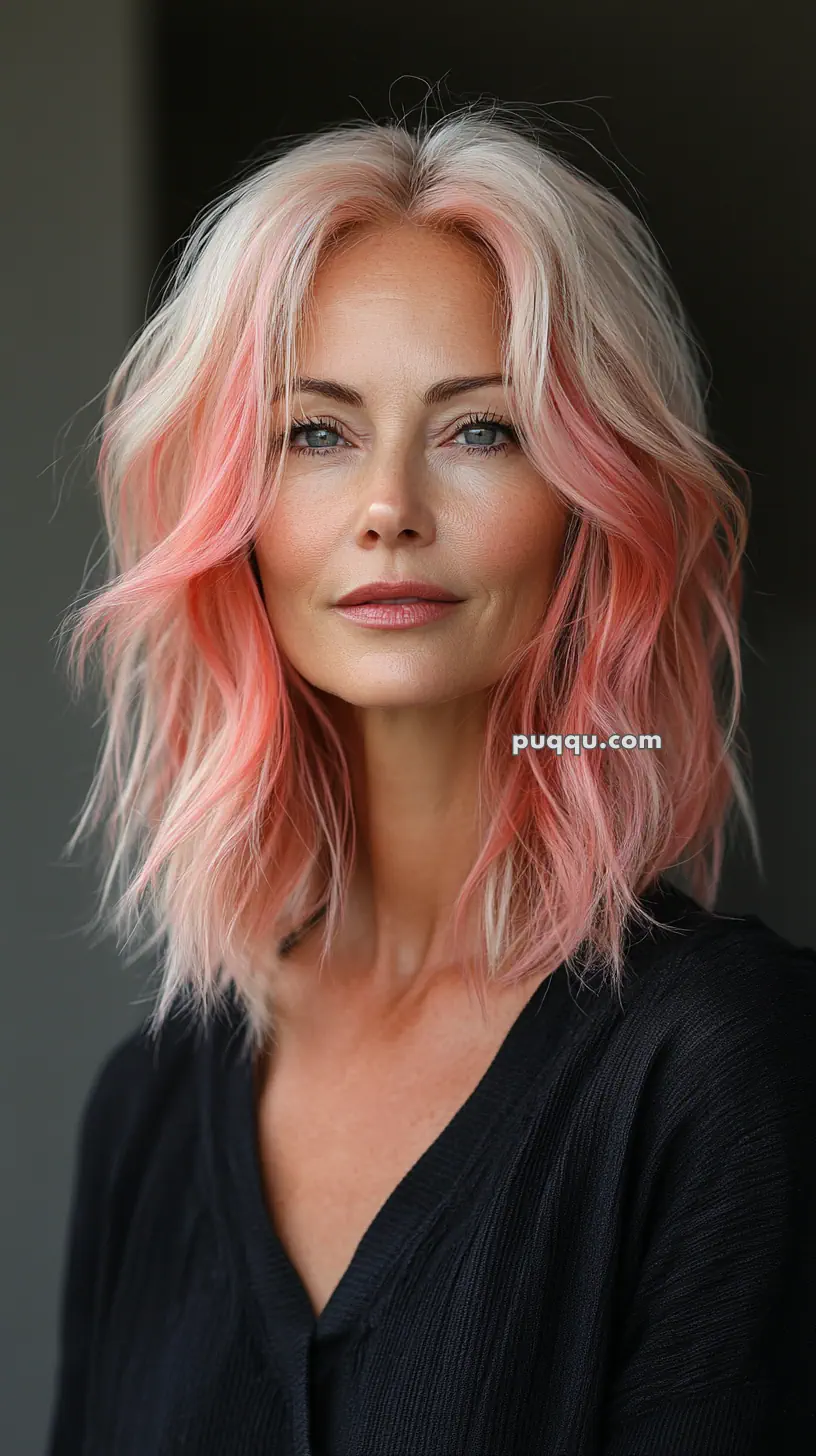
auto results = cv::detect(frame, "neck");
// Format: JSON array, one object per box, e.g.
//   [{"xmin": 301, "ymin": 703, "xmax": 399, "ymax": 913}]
[{"xmin": 265, "ymin": 688, "xmax": 493, "ymax": 1033}]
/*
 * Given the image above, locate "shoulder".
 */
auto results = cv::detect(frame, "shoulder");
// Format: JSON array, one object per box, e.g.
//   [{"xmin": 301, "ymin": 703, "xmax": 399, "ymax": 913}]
[
  {"xmin": 74, "ymin": 995, "xmax": 239, "ymax": 1193},
  {"xmin": 628, "ymin": 887, "xmax": 816, "ymax": 1040},
  {"xmin": 81, "ymin": 1007, "xmax": 194, "ymax": 1132},
  {"xmin": 616, "ymin": 888, "xmax": 816, "ymax": 1140}
]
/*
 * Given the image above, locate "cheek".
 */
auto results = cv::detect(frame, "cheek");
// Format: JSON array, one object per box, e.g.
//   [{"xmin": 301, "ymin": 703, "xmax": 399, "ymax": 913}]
[
  {"xmin": 256, "ymin": 495, "xmax": 337, "ymax": 598},
  {"xmin": 470, "ymin": 488, "xmax": 567, "ymax": 591}
]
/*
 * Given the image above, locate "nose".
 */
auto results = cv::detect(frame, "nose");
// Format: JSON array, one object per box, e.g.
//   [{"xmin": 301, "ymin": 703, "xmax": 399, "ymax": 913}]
[{"xmin": 352, "ymin": 451, "xmax": 437, "ymax": 547}]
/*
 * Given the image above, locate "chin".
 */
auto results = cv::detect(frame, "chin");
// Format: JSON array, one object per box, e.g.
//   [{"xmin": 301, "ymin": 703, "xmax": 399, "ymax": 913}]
[
  {"xmin": 315, "ymin": 674, "xmax": 473, "ymax": 710},
  {"xmin": 338, "ymin": 686, "xmax": 461, "ymax": 709}
]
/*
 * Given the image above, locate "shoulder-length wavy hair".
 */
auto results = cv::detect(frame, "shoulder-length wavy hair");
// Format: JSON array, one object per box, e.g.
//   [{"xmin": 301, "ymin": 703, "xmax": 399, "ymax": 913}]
[{"xmin": 58, "ymin": 104, "xmax": 758, "ymax": 1054}]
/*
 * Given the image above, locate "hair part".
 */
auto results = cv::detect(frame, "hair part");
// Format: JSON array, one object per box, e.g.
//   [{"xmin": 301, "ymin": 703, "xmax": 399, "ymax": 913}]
[{"xmin": 57, "ymin": 101, "xmax": 758, "ymax": 1056}]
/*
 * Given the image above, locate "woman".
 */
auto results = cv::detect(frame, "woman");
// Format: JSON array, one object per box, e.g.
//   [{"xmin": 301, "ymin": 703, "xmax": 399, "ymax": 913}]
[{"xmin": 47, "ymin": 105, "xmax": 816, "ymax": 1454}]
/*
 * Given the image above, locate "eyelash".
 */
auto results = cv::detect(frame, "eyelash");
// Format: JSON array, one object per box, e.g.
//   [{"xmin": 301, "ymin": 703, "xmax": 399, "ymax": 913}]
[{"xmin": 281, "ymin": 409, "xmax": 518, "ymax": 458}]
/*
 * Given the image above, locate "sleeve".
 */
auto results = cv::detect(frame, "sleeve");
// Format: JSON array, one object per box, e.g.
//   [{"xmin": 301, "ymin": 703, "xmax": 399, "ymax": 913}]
[
  {"xmin": 599, "ymin": 949, "xmax": 816, "ymax": 1455},
  {"xmin": 44, "ymin": 1039, "xmax": 134, "ymax": 1456}
]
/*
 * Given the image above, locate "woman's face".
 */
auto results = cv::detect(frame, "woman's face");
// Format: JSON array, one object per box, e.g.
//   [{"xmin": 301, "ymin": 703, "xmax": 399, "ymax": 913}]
[{"xmin": 254, "ymin": 223, "xmax": 568, "ymax": 708}]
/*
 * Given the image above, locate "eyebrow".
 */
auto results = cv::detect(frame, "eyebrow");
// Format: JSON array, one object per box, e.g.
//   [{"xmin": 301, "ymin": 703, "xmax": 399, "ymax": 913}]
[{"xmin": 271, "ymin": 374, "xmax": 510, "ymax": 408}]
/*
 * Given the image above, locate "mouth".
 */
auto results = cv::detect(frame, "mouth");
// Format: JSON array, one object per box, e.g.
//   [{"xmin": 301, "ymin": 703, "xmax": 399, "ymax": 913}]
[
  {"xmin": 332, "ymin": 597, "xmax": 464, "ymax": 630},
  {"xmin": 346, "ymin": 596, "xmax": 451, "ymax": 605},
  {"xmin": 335, "ymin": 581, "xmax": 465, "ymax": 607}
]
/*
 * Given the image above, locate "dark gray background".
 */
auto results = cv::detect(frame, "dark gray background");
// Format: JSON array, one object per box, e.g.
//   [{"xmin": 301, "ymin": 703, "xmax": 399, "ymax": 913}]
[{"xmin": 2, "ymin": 0, "xmax": 813, "ymax": 1449}]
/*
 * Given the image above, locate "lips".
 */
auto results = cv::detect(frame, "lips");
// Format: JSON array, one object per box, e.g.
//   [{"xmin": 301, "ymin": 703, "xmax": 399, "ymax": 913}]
[{"xmin": 335, "ymin": 580, "xmax": 464, "ymax": 607}]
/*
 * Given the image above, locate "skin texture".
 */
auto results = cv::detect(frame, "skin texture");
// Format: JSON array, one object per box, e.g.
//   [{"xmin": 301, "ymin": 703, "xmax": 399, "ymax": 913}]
[{"xmin": 253, "ymin": 222, "xmax": 569, "ymax": 1050}]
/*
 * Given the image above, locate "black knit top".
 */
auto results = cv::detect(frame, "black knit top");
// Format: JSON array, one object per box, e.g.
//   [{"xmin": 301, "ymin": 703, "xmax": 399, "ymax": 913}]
[{"xmin": 46, "ymin": 878, "xmax": 816, "ymax": 1454}]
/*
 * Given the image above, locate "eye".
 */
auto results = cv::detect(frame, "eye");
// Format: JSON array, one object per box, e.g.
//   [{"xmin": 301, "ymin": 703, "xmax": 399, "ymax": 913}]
[
  {"xmin": 286, "ymin": 415, "xmax": 349, "ymax": 455},
  {"xmin": 280, "ymin": 409, "xmax": 519, "ymax": 457},
  {"xmin": 452, "ymin": 410, "xmax": 519, "ymax": 456}
]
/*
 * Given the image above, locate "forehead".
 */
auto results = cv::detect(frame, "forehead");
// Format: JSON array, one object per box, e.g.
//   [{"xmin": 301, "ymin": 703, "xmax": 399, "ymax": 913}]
[{"xmin": 299, "ymin": 224, "xmax": 505, "ymax": 364}]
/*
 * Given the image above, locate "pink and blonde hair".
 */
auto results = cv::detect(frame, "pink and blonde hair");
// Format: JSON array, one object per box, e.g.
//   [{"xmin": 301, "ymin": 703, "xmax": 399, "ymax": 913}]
[{"xmin": 58, "ymin": 104, "xmax": 758, "ymax": 1052}]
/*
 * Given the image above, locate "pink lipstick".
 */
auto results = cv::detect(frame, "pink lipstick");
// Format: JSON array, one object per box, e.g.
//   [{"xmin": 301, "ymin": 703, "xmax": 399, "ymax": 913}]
[{"xmin": 333, "ymin": 578, "xmax": 465, "ymax": 630}]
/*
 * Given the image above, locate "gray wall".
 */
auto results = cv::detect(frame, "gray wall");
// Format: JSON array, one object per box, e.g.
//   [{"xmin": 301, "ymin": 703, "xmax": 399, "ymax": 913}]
[{"xmin": 0, "ymin": 1, "xmax": 147, "ymax": 1450}]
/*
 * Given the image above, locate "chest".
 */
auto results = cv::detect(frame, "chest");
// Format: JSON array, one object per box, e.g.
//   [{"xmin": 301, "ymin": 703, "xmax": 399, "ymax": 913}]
[{"xmin": 253, "ymin": 1021, "xmax": 523, "ymax": 1320}]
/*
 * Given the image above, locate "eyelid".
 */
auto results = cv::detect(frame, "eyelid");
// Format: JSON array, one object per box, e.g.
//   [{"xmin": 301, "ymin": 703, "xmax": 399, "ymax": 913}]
[{"xmin": 287, "ymin": 408, "xmax": 516, "ymax": 444}]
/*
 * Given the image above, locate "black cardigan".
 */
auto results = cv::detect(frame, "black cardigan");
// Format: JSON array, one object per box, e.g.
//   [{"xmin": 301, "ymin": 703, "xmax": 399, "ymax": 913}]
[{"xmin": 46, "ymin": 878, "xmax": 816, "ymax": 1454}]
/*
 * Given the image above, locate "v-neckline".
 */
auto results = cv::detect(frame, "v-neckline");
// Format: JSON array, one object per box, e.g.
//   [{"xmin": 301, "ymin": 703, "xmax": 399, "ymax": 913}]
[
  {"xmin": 207, "ymin": 964, "xmax": 577, "ymax": 1375},
  {"xmin": 203, "ymin": 877, "xmax": 680, "ymax": 1383}
]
